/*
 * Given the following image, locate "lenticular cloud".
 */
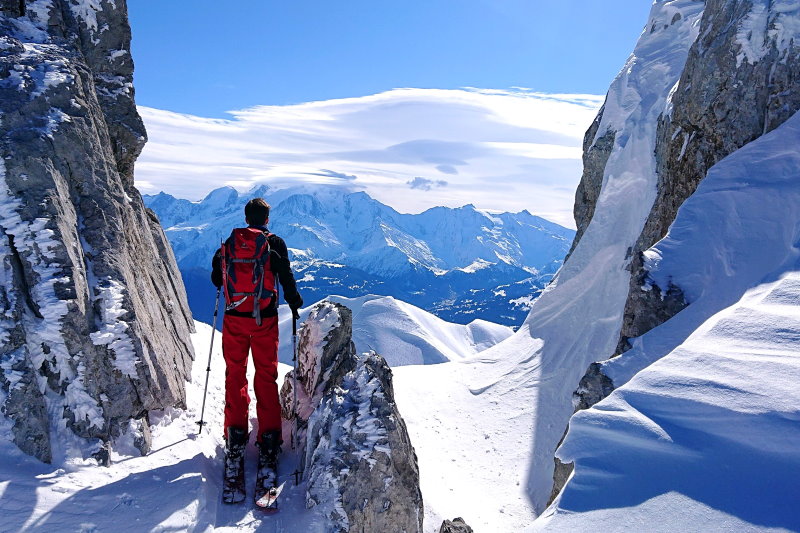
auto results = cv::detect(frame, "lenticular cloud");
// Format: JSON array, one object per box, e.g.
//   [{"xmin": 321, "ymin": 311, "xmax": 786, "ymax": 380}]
[{"xmin": 135, "ymin": 88, "xmax": 602, "ymax": 228}]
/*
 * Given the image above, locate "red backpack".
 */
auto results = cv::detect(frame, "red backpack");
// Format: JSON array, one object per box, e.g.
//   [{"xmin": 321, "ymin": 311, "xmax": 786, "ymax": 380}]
[{"xmin": 220, "ymin": 228, "xmax": 276, "ymax": 325}]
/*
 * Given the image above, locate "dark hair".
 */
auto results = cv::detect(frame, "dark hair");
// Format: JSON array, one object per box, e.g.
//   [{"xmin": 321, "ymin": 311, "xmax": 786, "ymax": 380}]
[{"xmin": 245, "ymin": 198, "xmax": 270, "ymax": 226}]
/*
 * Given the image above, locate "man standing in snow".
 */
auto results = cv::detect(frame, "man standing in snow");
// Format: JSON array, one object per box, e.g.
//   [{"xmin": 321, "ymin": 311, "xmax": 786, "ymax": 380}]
[{"xmin": 211, "ymin": 197, "xmax": 303, "ymax": 504}]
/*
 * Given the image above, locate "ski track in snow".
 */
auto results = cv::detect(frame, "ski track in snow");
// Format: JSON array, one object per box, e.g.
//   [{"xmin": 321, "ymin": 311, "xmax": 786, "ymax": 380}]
[{"xmin": 0, "ymin": 316, "xmax": 327, "ymax": 533}]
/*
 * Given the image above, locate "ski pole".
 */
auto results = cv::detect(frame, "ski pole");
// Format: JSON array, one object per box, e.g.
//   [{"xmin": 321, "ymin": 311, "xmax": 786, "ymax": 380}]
[
  {"xmin": 291, "ymin": 314, "xmax": 298, "ymax": 450},
  {"xmin": 196, "ymin": 287, "xmax": 221, "ymax": 435}
]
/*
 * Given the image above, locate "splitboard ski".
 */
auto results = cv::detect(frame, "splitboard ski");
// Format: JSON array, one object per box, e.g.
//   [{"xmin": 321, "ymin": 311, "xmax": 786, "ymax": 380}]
[{"xmin": 255, "ymin": 482, "xmax": 285, "ymax": 511}]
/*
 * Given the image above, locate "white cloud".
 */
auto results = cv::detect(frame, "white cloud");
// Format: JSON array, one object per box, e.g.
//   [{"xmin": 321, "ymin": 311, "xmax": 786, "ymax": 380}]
[{"xmin": 134, "ymin": 88, "xmax": 603, "ymax": 228}]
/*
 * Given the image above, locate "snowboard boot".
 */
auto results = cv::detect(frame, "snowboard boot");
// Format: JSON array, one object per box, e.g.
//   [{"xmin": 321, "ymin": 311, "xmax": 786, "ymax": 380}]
[
  {"xmin": 222, "ymin": 426, "xmax": 248, "ymax": 504},
  {"xmin": 255, "ymin": 430, "xmax": 281, "ymax": 500}
]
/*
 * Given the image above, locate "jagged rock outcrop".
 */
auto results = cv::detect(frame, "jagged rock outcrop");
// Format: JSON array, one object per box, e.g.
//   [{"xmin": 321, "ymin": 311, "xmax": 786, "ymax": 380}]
[
  {"xmin": 547, "ymin": 362, "xmax": 617, "ymax": 505},
  {"xmin": 438, "ymin": 517, "xmax": 474, "ymax": 533},
  {"xmin": 567, "ymin": 108, "xmax": 615, "ymax": 259},
  {"xmin": 281, "ymin": 301, "xmax": 423, "ymax": 533},
  {"xmin": 0, "ymin": 0, "xmax": 194, "ymax": 463}
]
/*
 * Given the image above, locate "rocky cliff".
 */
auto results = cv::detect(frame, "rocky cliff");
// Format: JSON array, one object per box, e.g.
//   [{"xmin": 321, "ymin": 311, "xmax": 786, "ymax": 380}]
[
  {"xmin": 619, "ymin": 0, "xmax": 800, "ymax": 352},
  {"xmin": 555, "ymin": 0, "xmax": 800, "ymax": 502},
  {"xmin": 572, "ymin": 0, "xmax": 800, "ymax": 400},
  {"xmin": 281, "ymin": 301, "xmax": 424, "ymax": 533},
  {"xmin": 0, "ymin": 0, "xmax": 194, "ymax": 463}
]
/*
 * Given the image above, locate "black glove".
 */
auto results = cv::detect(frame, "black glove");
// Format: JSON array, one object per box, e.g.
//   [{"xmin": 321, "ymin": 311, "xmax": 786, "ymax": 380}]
[{"xmin": 290, "ymin": 305, "xmax": 301, "ymax": 320}]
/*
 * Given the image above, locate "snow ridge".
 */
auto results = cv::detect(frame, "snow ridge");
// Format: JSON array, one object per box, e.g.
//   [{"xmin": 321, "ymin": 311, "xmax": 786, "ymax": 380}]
[{"xmin": 278, "ymin": 294, "xmax": 514, "ymax": 367}]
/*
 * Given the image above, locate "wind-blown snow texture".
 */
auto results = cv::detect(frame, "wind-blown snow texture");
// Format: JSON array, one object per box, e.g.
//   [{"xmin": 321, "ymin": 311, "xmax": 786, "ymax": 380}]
[
  {"xmin": 144, "ymin": 185, "xmax": 574, "ymax": 326},
  {"xmin": 538, "ymin": 111, "xmax": 800, "ymax": 532}
]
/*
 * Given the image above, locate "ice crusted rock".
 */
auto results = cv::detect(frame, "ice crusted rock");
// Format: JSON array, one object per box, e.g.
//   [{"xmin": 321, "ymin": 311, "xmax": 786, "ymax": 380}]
[
  {"xmin": 281, "ymin": 301, "xmax": 423, "ymax": 533},
  {"xmin": 0, "ymin": 1, "xmax": 194, "ymax": 463}
]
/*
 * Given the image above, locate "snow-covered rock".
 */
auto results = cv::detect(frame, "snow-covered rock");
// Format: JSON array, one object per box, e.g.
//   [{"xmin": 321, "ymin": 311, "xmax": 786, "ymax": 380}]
[
  {"xmin": 0, "ymin": 1, "xmax": 194, "ymax": 464},
  {"xmin": 617, "ymin": 0, "xmax": 800, "ymax": 351},
  {"xmin": 144, "ymin": 185, "xmax": 574, "ymax": 326},
  {"xmin": 281, "ymin": 301, "xmax": 423, "ymax": 532},
  {"xmin": 554, "ymin": 0, "xmax": 800, "ymax": 504}
]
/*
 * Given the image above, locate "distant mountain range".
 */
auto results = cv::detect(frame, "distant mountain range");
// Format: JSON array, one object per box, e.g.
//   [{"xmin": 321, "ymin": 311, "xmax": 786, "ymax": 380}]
[{"xmin": 144, "ymin": 185, "xmax": 574, "ymax": 326}]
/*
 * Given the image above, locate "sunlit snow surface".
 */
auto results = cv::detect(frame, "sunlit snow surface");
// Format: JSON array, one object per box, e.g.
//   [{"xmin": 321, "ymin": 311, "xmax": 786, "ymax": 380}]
[
  {"xmin": 277, "ymin": 294, "xmax": 513, "ymax": 366},
  {"xmin": 534, "ymin": 108, "xmax": 800, "ymax": 532},
  {"xmin": 0, "ymin": 295, "xmax": 510, "ymax": 532},
  {"xmin": 0, "ymin": 318, "xmax": 329, "ymax": 533}
]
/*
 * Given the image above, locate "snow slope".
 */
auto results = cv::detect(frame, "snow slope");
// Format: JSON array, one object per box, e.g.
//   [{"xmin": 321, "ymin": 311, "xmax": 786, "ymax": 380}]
[
  {"xmin": 277, "ymin": 295, "xmax": 513, "ymax": 366},
  {"xmin": 0, "ymin": 296, "xmax": 511, "ymax": 532},
  {"xmin": 533, "ymin": 109, "xmax": 800, "ymax": 531},
  {"xmin": 392, "ymin": 2, "xmax": 706, "ymax": 530},
  {"xmin": 0, "ymin": 319, "xmax": 330, "ymax": 533}
]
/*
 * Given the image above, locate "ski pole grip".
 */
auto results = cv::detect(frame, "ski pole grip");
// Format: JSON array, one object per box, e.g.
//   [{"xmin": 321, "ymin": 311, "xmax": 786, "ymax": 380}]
[{"xmin": 292, "ymin": 315, "xmax": 297, "ymax": 336}]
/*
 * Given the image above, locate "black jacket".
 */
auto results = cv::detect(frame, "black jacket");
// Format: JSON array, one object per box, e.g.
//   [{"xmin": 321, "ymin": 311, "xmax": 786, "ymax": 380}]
[{"xmin": 211, "ymin": 229, "xmax": 303, "ymax": 318}]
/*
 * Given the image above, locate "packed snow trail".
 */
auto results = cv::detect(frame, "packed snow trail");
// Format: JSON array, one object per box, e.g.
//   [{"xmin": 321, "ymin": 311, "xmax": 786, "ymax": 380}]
[{"xmin": 0, "ymin": 317, "xmax": 324, "ymax": 533}]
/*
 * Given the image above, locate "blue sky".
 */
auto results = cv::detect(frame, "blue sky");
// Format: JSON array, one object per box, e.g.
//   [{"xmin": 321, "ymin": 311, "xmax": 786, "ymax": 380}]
[{"xmin": 128, "ymin": 1, "xmax": 653, "ymax": 118}]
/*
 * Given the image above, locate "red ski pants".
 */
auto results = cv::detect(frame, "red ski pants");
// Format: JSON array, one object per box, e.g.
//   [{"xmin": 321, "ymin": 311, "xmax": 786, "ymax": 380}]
[{"xmin": 222, "ymin": 314, "xmax": 281, "ymax": 442}]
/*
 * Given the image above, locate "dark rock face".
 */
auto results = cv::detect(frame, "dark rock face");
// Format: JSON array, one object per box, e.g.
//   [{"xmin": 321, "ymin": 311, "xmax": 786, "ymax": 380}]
[
  {"xmin": 572, "ymin": 362, "xmax": 616, "ymax": 413},
  {"xmin": 439, "ymin": 517, "xmax": 474, "ymax": 533},
  {"xmin": 568, "ymin": 107, "xmax": 616, "ymax": 259},
  {"xmin": 281, "ymin": 302, "xmax": 423, "ymax": 533},
  {"xmin": 0, "ymin": 0, "xmax": 194, "ymax": 463},
  {"xmin": 548, "ymin": 362, "xmax": 617, "ymax": 506},
  {"xmin": 615, "ymin": 276, "xmax": 687, "ymax": 355},
  {"xmin": 619, "ymin": 0, "xmax": 800, "ymax": 347}
]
